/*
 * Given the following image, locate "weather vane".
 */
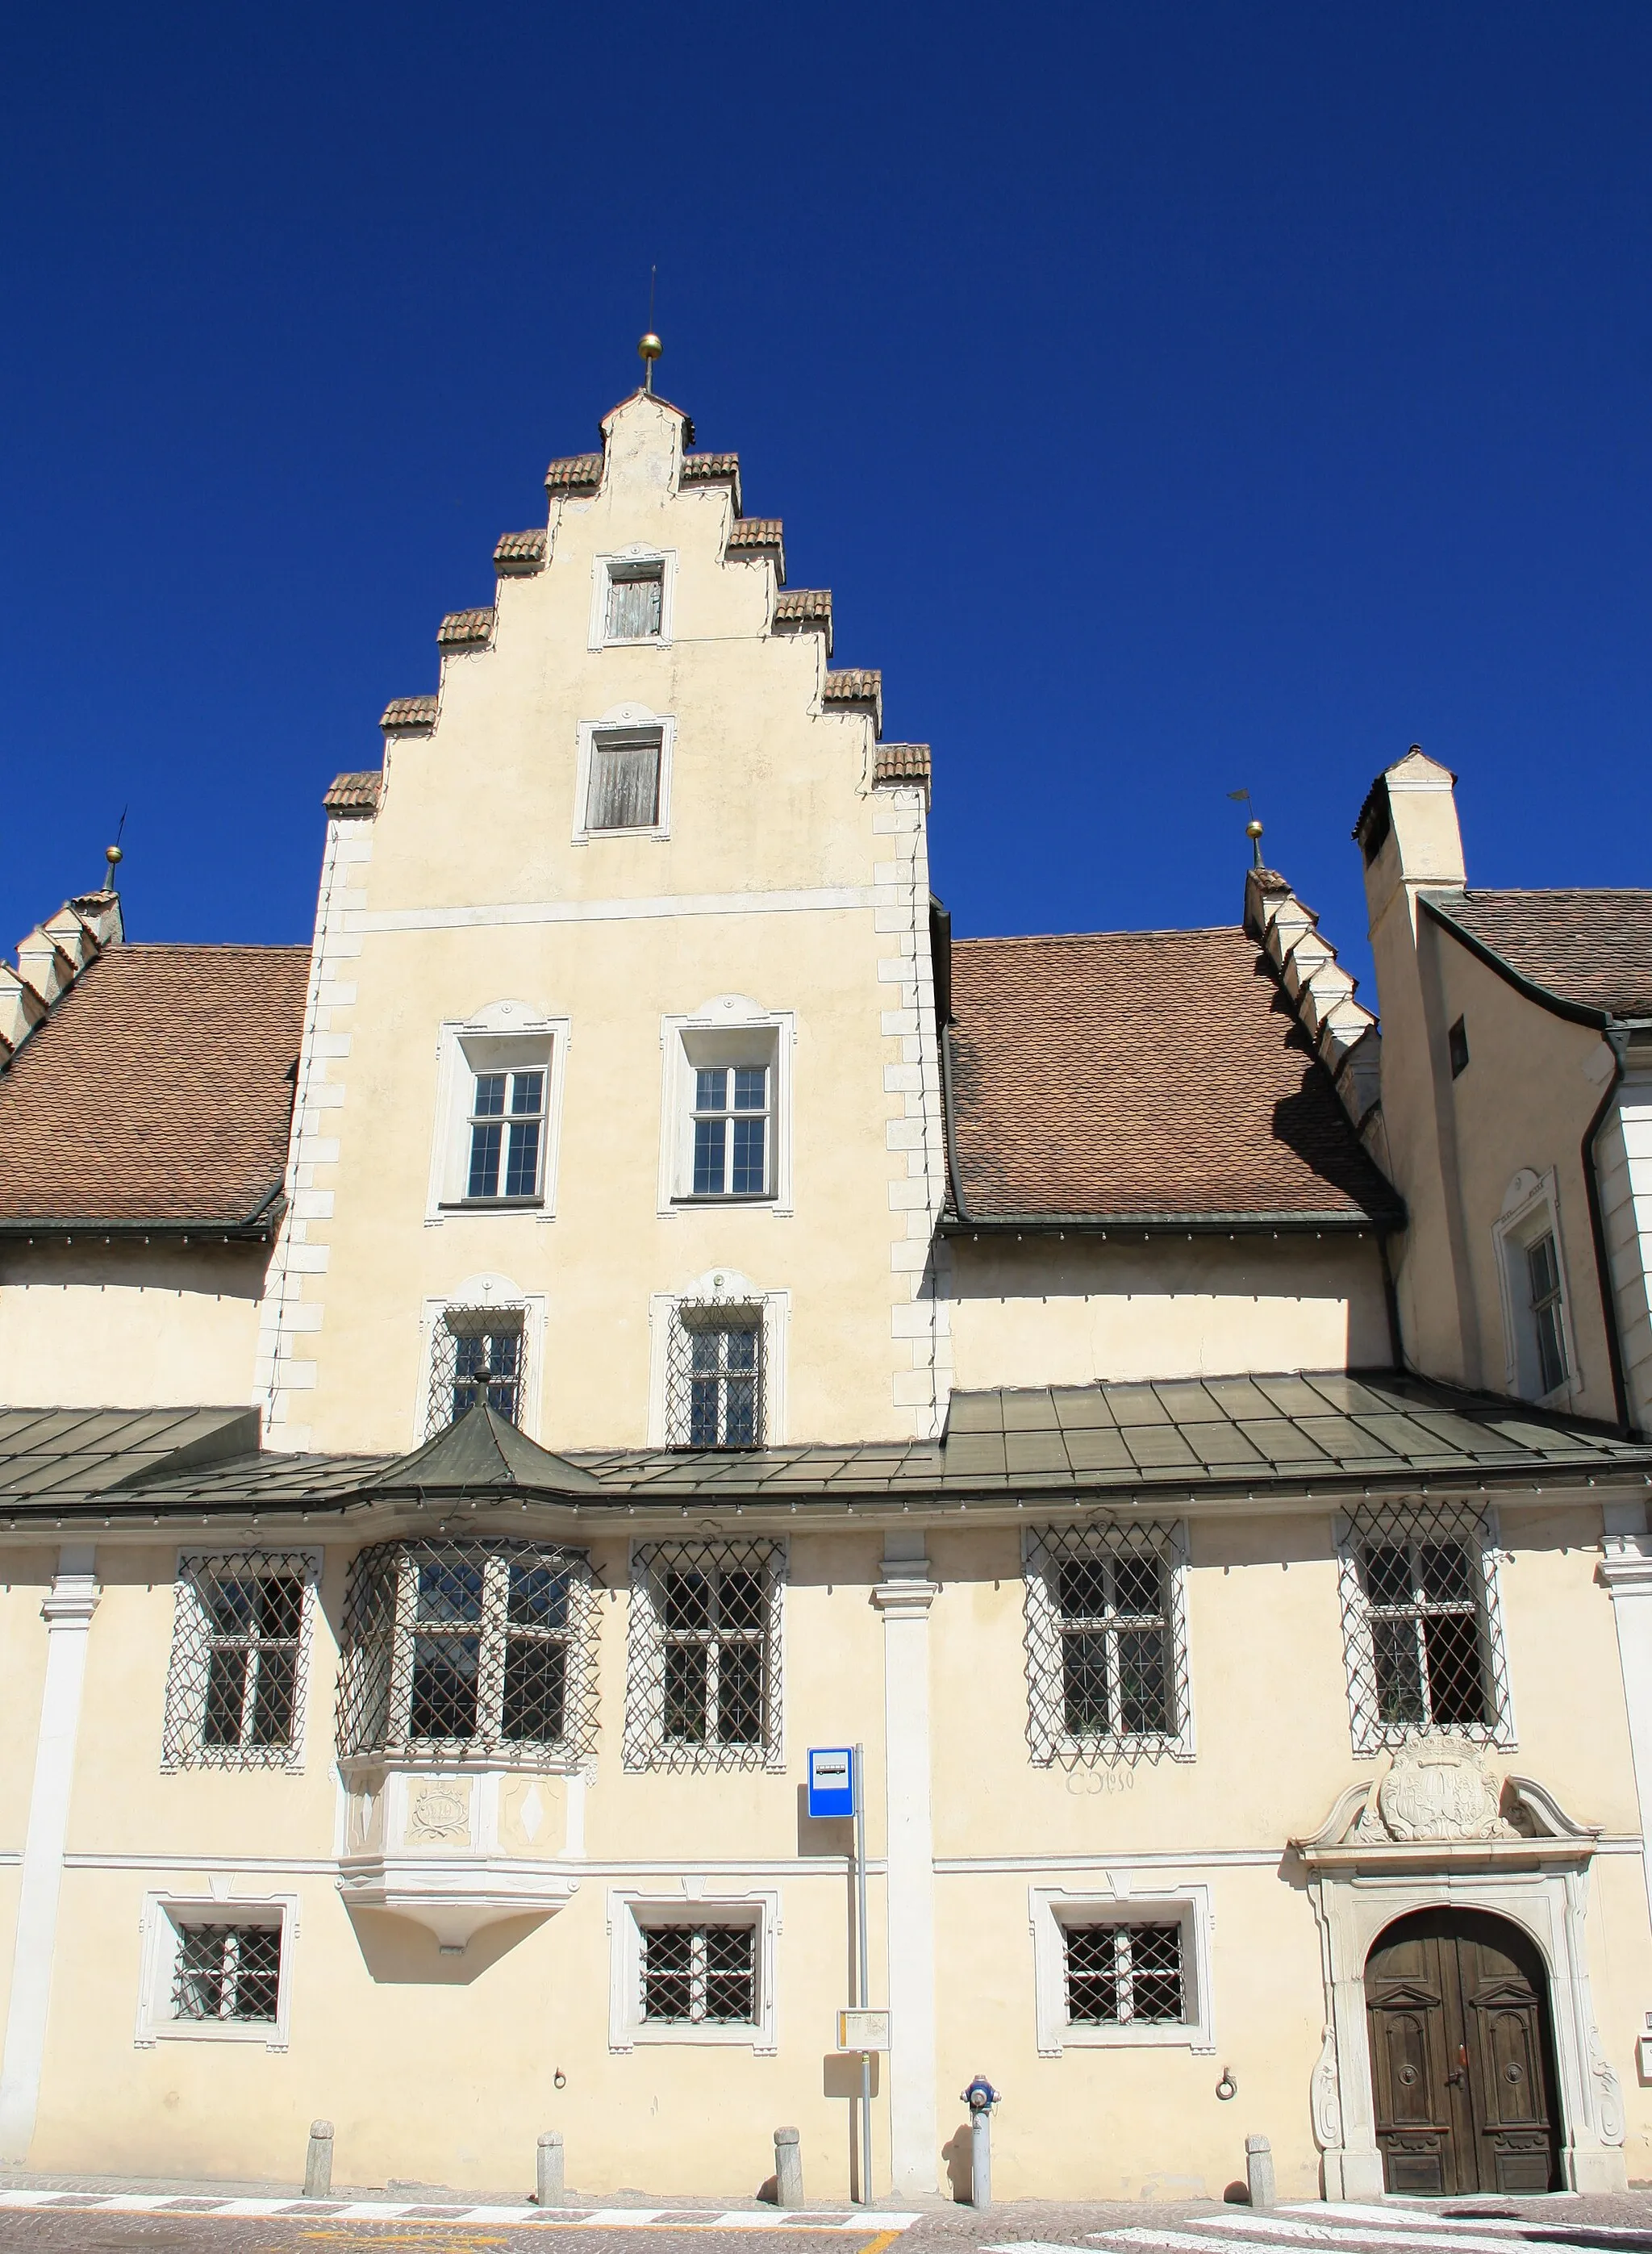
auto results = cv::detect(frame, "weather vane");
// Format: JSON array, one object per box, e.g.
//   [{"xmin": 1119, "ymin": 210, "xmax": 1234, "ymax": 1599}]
[
  {"xmin": 638, "ymin": 263, "xmax": 661, "ymax": 394},
  {"xmin": 1227, "ymin": 787, "xmax": 1265, "ymax": 868}
]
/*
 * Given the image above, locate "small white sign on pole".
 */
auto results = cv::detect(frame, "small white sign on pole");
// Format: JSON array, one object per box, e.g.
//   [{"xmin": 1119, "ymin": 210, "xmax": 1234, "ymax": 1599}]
[{"xmin": 836, "ymin": 2007, "xmax": 891, "ymax": 2052}]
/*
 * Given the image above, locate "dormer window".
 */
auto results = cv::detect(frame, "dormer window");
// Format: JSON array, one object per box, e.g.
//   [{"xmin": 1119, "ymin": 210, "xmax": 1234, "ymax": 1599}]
[{"xmin": 606, "ymin": 559, "xmax": 664, "ymax": 641}]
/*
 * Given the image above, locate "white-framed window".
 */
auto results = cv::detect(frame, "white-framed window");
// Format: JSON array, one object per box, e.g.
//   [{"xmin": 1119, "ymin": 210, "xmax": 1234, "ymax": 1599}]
[
  {"xmin": 1336, "ymin": 1500, "xmax": 1514, "ymax": 1754},
  {"xmin": 590, "ymin": 546, "xmax": 676, "ymax": 649},
  {"xmin": 647, "ymin": 1272, "xmax": 790, "ymax": 1450},
  {"xmin": 426, "ymin": 1004, "xmax": 569, "ymax": 1221},
  {"xmin": 607, "ymin": 1888, "xmax": 778, "ymax": 2052},
  {"xmin": 335, "ymin": 1537, "xmax": 599, "ymax": 1768},
  {"xmin": 623, "ymin": 1540, "xmax": 786, "ymax": 1772},
  {"xmin": 572, "ymin": 708, "xmax": 676, "ymax": 843},
  {"xmin": 1492, "ymin": 1171, "xmax": 1579, "ymax": 1405},
  {"xmin": 657, "ymin": 997, "xmax": 795, "ymax": 1214},
  {"xmin": 1028, "ymin": 1885, "xmax": 1214, "ymax": 2055},
  {"xmin": 161, "ymin": 1552, "xmax": 321, "ymax": 1772},
  {"xmin": 1022, "ymin": 1521, "xmax": 1194, "ymax": 1766},
  {"xmin": 417, "ymin": 1275, "xmax": 547, "ymax": 1442},
  {"xmin": 135, "ymin": 1894, "xmax": 298, "ymax": 2051}
]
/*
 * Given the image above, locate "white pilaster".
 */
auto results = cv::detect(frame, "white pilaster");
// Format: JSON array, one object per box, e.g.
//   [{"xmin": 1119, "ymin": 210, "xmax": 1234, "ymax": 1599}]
[
  {"xmin": 0, "ymin": 1546, "xmax": 99, "ymax": 2162},
  {"xmin": 1599, "ymin": 1504, "xmax": 1652, "ymax": 1922},
  {"xmin": 871, "ymin": 1534, "xmax": 938, "ymax": 2198}
]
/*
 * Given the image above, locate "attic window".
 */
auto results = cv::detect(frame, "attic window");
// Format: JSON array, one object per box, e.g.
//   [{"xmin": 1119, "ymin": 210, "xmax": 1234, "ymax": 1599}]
[
  {"xmin": 606, "ymin": 560, "xmax": 664, "ymax": 642},
  {"xmin": 1448, "ymin": 1016, "xmax": 1470, "ymax": 1079}
]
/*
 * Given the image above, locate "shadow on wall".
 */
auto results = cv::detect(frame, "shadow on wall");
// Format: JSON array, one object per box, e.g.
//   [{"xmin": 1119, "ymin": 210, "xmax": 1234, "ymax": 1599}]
[
  {"xmin": 346, "ymin": 1907, "xmax": 554, "ymax": 1985},
  {"xmin": 940, "ymin": 2119, "xmax": 972, "ymax": 2203}
]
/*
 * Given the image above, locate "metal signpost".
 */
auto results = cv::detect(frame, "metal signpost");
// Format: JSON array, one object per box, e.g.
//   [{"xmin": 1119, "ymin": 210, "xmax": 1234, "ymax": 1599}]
[{"xmin": 809, "ymin": 1745, "xmax": 882, "ymax": 2204}]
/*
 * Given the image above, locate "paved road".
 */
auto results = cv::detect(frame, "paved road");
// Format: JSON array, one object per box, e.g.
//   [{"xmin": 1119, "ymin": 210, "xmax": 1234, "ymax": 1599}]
[{"xmin": 0, "ymin": 2190, "xmax": 1649, "ymax": 2254}]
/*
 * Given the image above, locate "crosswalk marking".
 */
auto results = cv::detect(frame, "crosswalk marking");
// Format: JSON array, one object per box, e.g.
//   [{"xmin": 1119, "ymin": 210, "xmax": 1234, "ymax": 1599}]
[
  {"xmin": 1170, "ymin": 2214, "xmax": 1585, "ymax": 2254},
  {"xmin": 1087, "ymin": 2230, "xmax": 1320, "ymax": 2254},
  {"xmin": 0, "ymin": 2189, "xmax": 916, "ymax": 2231},
  {"xmin": 1279, "ymin": 2210, "xmax": 1630, "ymax": 2243}
]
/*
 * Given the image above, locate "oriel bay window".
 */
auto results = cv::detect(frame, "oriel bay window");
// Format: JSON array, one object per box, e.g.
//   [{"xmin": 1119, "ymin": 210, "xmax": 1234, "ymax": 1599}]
[
  {"xmin": 1023, "ymin": 1521, "xmax": 1192, "ymax": 1764},
  {"xmin": 1338, "ymin": 1501, "xmax": 1511, "ymax": 1751},
  {"xmin": 336, "ymin": 1539, "xmax": 598, "ymax": 1764},
  {"xmin": 624, "ymin": 1541, "xmax": 784, "ymax": 1771}
]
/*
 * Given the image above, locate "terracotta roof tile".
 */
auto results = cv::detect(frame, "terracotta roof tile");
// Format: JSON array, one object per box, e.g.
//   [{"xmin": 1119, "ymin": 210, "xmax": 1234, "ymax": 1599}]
[
  {"xmin": 0, "ymin": 946, "xmax": 308, "ymax": 1229},
  {"xmin": 946, "ymin": 928, "xmax": 1400, "ymax": 1225},
  {"xmin": 544, "ymin": 453, "xmax": 603, "ymax": 494},
  {"xmin": 728, "ymin": 517, "xmax": 782, "ymax": 550},
  {"xmin": 380, "ymin": 695, "xmax": 437, "ymax": 733},
  {"xmin": 874, "ymin": 742, "xmax": 930, "ymax": 786},
  {"xmin": 437, "ymin": 607, "xmax": 494, "ymax": 649},
  {"xmin": 774, "ymin": 587, "xmax": 832, "ymax": 628},
  {"xmin": 323, "ymin": 771, "xmax": 382, "ymax": 816},
  {"xmin": 824, "ymin": 669, "xmax": 882, "ymax": 731},
  {"xmin": 493, "ymin": 529, "xmax": 546, "ymax": 571},
  {"xmin": 681, "ymin": 452, "xmax": 740, "ymax": 485},
  {"xmin": 1427, "ymin": 888, "xmax": 1652, "ymax": 1019}
]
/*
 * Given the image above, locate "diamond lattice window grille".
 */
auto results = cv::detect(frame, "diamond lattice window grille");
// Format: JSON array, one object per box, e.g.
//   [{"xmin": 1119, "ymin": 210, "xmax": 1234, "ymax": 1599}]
[
  {"xmin": 161, "ymin": 1553, "xmax": 319, "ymax": 1771},
  {"xmin": 624, "ymin": 1541, "xmax": 785, "ymax": 1772},
  {"xmin": 1337, "ymin": 1500, "xmax": 1512, "ymax": 1754},
  {"xmin": 426, "ymin": 1305, "xmax": 527, "ymax": 1438},
  {"xmin": 171, "ymin": 1923, "xmax": 282, "ymax": 2023},
  {"xmin": 640, "ymin": 1922, "xmax": 757, "ymax": 2025},
  {"xmin": 665, "ymin": 1301, "xmax": 766, "ymax": 1449},
  {"xmin": 1063, "ymin": 1919, "xmax": 1187, "ymax": 2028},
  {"xmin": 336, "ymin": 1538, "xmax": 599, "ymax": 1768},
  {"xmin": 1023, "ymin": 1521, "xmax": 1191, "ymax": 1767}
]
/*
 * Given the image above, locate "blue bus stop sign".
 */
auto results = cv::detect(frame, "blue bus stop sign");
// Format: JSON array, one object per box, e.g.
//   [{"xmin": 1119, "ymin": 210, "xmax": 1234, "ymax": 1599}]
[{"xmin": 807, "ymin": 1746, "xmax": 855, "ymax": 1818}]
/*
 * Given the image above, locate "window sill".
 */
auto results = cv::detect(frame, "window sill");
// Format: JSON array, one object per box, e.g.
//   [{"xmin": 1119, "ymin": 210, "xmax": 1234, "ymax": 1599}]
[
  {"xmin": 618, "ymin": 2022, "xmax": 763, "ymax": 2048},
  {"xmin": 1058, "ymin": 2021, "xmax": 1212, "ymax": 2052},
  {"xmin": 670, "ymin": 1194, "xmax": 777, "ymax": 1208},
  {"xmin": 143, "ymin": 2019, "xmax": 283, "ymax": 2047},
  {"xmin": 438, "ymin": 1198, "xmax": 545, "ymax": 1213},
  {"xmin": 601, "ymin": 635, "xmax": 670, "ymax": 649}
]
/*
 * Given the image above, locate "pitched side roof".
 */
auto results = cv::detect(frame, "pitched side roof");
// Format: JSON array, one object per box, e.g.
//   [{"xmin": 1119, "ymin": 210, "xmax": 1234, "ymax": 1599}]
[
  {"xmin": 945, "ymin": 928, "xmax": 1401, "ymax": 1226},
  {"xmin": 0, "ymin": 945, "xmax": 309, "ymax": 1229},
  {"xmin": 1425, "ymin": 888, "xmax": 1652, "ymax": 1021}
]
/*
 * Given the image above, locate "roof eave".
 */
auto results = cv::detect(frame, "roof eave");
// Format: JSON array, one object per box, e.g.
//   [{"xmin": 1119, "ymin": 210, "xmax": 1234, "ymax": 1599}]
[
  {"xmin": 1420, "ymin": 893, "xmax": 1622, "ymax": 1030},
  {"xmin": 940, "ymin": 1208, "xmax": 1397, "ymax": 1236}
]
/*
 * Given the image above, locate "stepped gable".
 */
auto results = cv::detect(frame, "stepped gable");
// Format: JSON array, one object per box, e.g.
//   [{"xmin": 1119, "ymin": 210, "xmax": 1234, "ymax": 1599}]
[
  {"xmin": 945, "ymin": 925, "xmax": 1403, "ymax": 1229},
  {"xmin": 0, "ymin": 887, "xmax": 123, "ymax": 1068},
  {"xmin": 493, "ymin": 528, "xmax": 545, "ymax": 573},
  {"xmin": 1244, "ymin": 866, "xmax": 1382, "ymax": 1128},
  {"xmin": 0, "ymin": 945, "xmax": 309, "ymax": 1233},
  {"xmin": 437, "ymin": 607, "xmax": 494, "ymax": 650},
  {"xmin": 381, "ymin": 695, "xmax": 437, "ymax": 735},
  {"xmin": 774, "ymin": 587, "xmax": 832, "ymax": 654},
  {"xmin": 324, "ymin": 771, "xmax": 382, "ymax": 816},
  {"xmin": 1424, "ymin": 888, "xmax": 1652, "ymax": 1021}
]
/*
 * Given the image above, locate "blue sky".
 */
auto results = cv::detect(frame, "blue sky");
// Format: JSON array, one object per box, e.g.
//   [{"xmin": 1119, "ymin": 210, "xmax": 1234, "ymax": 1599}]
[{"xmin": 3, "ymin": 3, "xmax": 1648, "ymax": 1002}]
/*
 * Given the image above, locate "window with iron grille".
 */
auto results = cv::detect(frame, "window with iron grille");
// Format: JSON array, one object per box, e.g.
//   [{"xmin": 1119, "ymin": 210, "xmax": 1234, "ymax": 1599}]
[
  {"xmin": 586, "ymin": 728, "xmax": 663, "ymax": 831},
  {"xmin": 1338, "ymin": 1501, "xmax": 1512, "ymax": 1753},
  {"xmin": 1023, "ymin": 1522, "xmax": 1191, "ymax": 1766},
  {"xmin": 606, "ymin": 560, "xmax": 665, "ymax": 641},
  {"xmin": 1063, "ymin": 1920, "xmax": 1187, "ymax": 2028},
  {"xmin": 640, "ymin": 1923, "xmax": 757, "ymax": 2025},
  {"xmin": 666, "ymin": 1304, "xmax": 765, "ymax": 1448},
  {"xmin": 161, "ymin": 1553, "xmax": 319, "ymax": 1770},
  {"xmin": 336, "ymin": 1538, "xmax": 599, "ymax": 1767},
  {"xmin": 426, "ymin": 1305, "xmax": 526, "ymax": 1438},
  {"xmin": 171, "ymin": 1923, "xmax": 282, "ymax": 2024},
  {"xmin": 465, "ymin": 1068, "xmax": 545, "ymax": 1202},
  {"xmin": 624, "ymin": 1542, "xmax": 784, "ymax": 1771}
]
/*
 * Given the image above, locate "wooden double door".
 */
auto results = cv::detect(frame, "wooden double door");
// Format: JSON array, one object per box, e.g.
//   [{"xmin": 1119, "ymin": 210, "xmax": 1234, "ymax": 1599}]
[{"xmin": 1365, "ymin": 1908, "xmax": 1562, "ymax": 2194}]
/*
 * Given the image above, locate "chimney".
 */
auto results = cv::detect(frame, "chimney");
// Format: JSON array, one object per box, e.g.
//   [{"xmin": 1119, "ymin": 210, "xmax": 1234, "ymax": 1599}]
[{"xmin": 1352, "ymin": 748, "xmax": 1479, "ymax": 1385}]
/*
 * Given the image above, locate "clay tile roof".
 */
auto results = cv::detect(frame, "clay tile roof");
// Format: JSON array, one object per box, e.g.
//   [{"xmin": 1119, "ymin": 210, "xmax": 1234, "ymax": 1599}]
[
  {"xmin": 544, "ymin": 453, "xmax": 603, "ymax": 495},
  {"xmin": 323, "ymin": 771, "xmax": 382, "ymax": 816},
  {"xmin": 437, "ymin": 607, "xmax": 494, "ymax": 649},
  {"xmin": 1427, "ymin": 889, "xmax": 1652, "ymax": 1020},
  {"xmin": 874, "ymin": 742, "xmax": 931, "ymax": 791},
  {"xmin": 728, "ymin": 517, "xmax": 782, "ymax": 549},
  {"xmin": 681, "ymin": 453, "xmax": 740, "ymax": 483},
  {"xmin": 775, "ymin": 588, "xmax": 832, "ymax": 628},
  {"xmin": 493, "ymin": 529, "xmax": 546, "ymax": 571},
  {"xmin": 0, "ymin": 945, "xmax": 309, "ymax": 1230},
  {"xmin": 823, "ymin": 669, "xmax": 882, "ymax": 730},
  {"xmin": 380, "ymin": 695, "xmax": 437, "ymax": 733},
  {"xmin": 946, "ymin": 928, "xmax": 1402, "ymax": 1227}
]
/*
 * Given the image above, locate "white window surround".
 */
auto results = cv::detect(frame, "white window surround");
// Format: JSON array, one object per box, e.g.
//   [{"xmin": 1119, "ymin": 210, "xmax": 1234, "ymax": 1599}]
[
  {"xmin": 134, "ymin": 1893, "xmax": 298, "ymax": 2052},
  {"xmin": 425, "ymin": 1002, "xmax": 570, "ymax": 1223},
  {"xmin": 1492, "ymin": 1168, "xmax": 1582, "ymax": 1409},
  {"xmin": 588, "ymin": 545, "xmax": 678, "ymax": 649},
  {"xmin": 1028, "ymin": 1883, "xmax": 1214, "ymax": 2055},
  {"xmin": 1334, "ymin": 1501, "xmax": 1516, "ymax": 1757},
  {"xmin": 647, "ymin": 1270, "xmax": 790, "ymax": 1447},
  {"xmin": 161, "ymin": 1549, "xmax": 323, "ymax": 1773},
  {"xmin": 572, "ymin": 706, "xmax": 676, "ymax": 845},
  {"xmin": 657, "ymin": 996, "xmax": 795, "ymax": 1216},
  {"xmin": 417, "ymin": 1273, "xmax": 548, "ymax": 1445},
  {"xmin": 606, "ymin": 1886, "xmax": 779, "ymax": 2053}
]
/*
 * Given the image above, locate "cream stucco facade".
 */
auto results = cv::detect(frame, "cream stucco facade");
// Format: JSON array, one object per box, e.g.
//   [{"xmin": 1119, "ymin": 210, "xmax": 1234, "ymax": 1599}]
[{"xmin": 1, "ymin": 388, "xmax": 1649, "ymax": 2209}]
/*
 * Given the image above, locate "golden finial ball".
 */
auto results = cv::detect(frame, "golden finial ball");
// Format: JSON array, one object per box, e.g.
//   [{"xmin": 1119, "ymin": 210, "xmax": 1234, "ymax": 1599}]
[
  {"xmin": 638, "ymin": 332, "xmax": 663, "ymax": 363},
  {"xmin": 1245, "ymin": 819, "xmax": 1264, "ymax": 841},
  {"xmin": 106, "ymin": 844, "xmax": 124, "ymax": 869}
]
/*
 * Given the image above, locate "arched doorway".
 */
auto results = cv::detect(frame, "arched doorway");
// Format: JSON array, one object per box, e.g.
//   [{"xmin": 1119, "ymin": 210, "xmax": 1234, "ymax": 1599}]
[{"xmin": 1365, "ymin": 1907, "xmax": 1562, "ymax": 2194}]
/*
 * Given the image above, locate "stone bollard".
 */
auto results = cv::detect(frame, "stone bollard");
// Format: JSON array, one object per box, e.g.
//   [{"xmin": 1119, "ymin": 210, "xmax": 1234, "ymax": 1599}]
[
  {"xmin": 1245, "ymin": 2134, "xmax": 1274, "ymax": 2210},
  {"xmin": 303, "ymin": 2120, "xmax": 334, "ymax": 2200},
  {"xmin": 536, "ymin": 2131, "xmax": 565, "ymax": 2207},
  {"xmin": 774, "ymin": 2126, "xmax": 803, "ymax": 2210}
]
